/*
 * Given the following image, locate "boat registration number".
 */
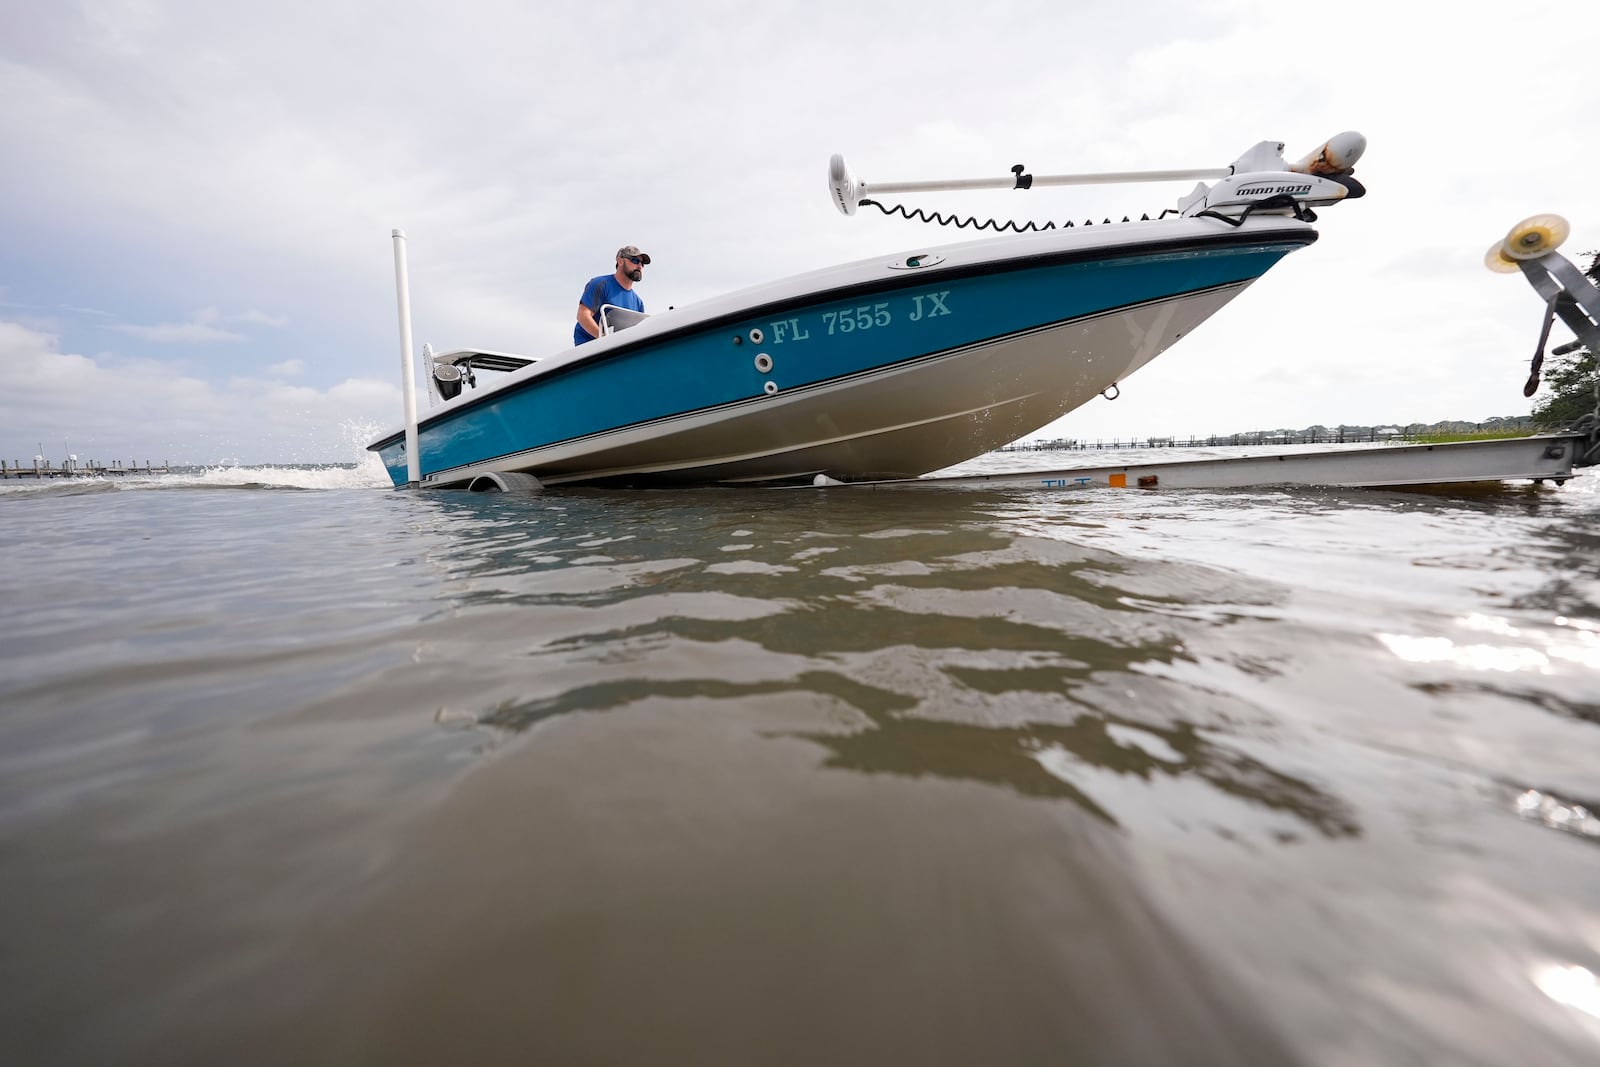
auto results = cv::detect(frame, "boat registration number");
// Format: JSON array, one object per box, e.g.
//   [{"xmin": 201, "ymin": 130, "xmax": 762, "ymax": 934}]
[{"xmin": 764, "ymin": 290, "xmax": 951, "ymax": 344}]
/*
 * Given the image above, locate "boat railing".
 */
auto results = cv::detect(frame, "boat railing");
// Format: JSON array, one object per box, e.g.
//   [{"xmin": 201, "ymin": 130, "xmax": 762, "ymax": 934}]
[{"xmin": 600, "ymin": 305, "xmax": 650, "ymax": 336}]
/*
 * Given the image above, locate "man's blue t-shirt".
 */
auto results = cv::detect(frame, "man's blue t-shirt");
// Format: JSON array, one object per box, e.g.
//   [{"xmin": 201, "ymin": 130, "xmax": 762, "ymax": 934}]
[{"xmin": 573, "ymin": 274, "xmax": 644, "ymax": 345}]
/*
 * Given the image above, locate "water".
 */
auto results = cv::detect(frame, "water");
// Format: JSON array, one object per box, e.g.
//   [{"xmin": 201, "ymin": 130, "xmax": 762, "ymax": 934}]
[{"xmin": 3, "ymin": 449, "xmax": 1598, "ymax": 1065}]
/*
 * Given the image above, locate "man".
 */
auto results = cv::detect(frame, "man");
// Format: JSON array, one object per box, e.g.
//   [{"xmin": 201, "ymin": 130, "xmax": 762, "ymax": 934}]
[{"xmin": 574, "ymin": 245, "xmax": 650, "ymax": 345}]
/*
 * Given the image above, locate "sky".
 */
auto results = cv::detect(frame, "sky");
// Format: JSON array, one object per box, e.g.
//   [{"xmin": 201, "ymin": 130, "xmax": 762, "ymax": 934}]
[{"xmin": 2, "ymin": 0, "xmax": 1597, "ymax": 466}]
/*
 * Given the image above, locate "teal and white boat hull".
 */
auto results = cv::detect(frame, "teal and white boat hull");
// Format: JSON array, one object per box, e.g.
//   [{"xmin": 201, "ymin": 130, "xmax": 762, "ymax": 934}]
[{"xmin": 370, "ymin": 217, "xmax": 1315, "ymax": 488}]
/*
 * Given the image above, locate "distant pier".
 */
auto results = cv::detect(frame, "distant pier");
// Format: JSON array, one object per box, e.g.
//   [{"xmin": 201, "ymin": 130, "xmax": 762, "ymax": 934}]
[{"xmin": 2, "ymin": 459, "xmax": 170, "ymax": 480}]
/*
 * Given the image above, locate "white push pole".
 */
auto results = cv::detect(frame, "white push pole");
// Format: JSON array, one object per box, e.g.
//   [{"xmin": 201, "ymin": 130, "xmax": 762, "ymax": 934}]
[
  {"xmin": 862, "ymin": 168, "xmax": 1229, "ymax": 197},
  {"xmin": 829, "ymin": 153, "xmax": 1230, "ymax": 216},
  {"xmin": 391, "ymin": 229, "xmax": 421, "ymax": 487}
]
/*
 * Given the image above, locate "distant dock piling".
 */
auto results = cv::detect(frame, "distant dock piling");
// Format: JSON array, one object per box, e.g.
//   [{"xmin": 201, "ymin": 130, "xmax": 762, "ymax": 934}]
[{"xmin": 1, "ymin": 458, "xmax": 170, "ymax": 479}]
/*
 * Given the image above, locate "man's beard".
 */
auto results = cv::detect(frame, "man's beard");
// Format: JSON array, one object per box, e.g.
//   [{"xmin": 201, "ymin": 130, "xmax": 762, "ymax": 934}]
[{"xmin": 625, "ymin": 267, "xmax": 643, "ymax": 282}]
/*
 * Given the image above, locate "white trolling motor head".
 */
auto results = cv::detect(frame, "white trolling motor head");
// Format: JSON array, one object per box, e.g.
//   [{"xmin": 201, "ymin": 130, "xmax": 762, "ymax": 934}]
[
  {"xmin": 829, "ymin": 154, "xmax": 862, "ymax": 217},
  {"xmin": 1178, "ymin": 131, "xmax": 1367, "ymax": 221}
]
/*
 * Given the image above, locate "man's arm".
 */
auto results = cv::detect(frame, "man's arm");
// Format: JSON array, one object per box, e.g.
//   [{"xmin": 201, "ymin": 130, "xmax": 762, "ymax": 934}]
[{"xmin": 575, "ymin": 302, "xmax": 602, "ymax": 339}]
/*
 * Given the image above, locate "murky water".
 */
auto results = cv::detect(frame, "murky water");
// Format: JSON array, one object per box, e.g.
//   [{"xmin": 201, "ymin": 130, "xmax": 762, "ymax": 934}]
[{"xmin": 3, "ymin": 450, "xmax": 1598, "ymax": 1065}]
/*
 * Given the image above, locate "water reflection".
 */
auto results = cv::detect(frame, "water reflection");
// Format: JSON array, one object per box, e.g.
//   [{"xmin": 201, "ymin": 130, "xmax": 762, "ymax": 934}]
[
  {"xmin": 1417, "ymin": 681, "xmax": 1600, "ymax": 726},
  {"xmin": 476, "ymin": 669, "xmax": 916, "ymax": 733},
  {"xmin": 1509, "ymin": 517, "xmax": 1600, "ymax": 622},
  {"xmin": 402, "ymin": 484, "xmax": 1361, "ymax": 841},
  {"xmin": 475, "ymin": 673, "xmax": 1358, "ymax": 839},
  {"xmin": 1532, "ymin": 964, "xmax": 1600, "ymax": 1020},
  {"xmin": 791, "ymin": 709, "xmax": 1361, "ymax": 839},
  {"xmin": 1514, "ymin": 787, "xmax": 1600, "ymax": 843}
]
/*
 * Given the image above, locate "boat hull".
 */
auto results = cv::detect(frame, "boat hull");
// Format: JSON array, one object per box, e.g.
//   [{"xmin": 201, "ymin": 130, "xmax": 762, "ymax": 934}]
[{"xmin": 371, "ymin": 224, "xmax": 1314, "ymax": 486}]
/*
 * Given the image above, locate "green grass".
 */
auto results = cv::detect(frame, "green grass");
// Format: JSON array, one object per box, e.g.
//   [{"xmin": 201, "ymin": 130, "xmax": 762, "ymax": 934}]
[{"xmin": 1407, "ymin": 429, "xmax": 1537, "ymax": 444}]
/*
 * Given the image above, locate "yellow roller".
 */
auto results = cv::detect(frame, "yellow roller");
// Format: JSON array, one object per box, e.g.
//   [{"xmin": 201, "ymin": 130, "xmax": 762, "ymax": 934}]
[
  {"xmin": 1484, "ymin": 240, "xmax": 1523, "ymax": 274},
  {"xmin": 1502, "ymin": 213, "xmax": 1570, "ymax": 260}
]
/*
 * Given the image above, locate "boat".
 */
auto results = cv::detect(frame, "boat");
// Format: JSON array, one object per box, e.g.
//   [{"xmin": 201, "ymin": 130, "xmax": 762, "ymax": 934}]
[{"xmin": 369, "ymin": 132, "xmax": 1369, "ymax": 489}]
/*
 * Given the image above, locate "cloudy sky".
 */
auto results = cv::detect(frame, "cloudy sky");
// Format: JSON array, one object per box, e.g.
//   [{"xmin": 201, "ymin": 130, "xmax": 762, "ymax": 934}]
[{"xmin": 2, "ymin": 0, "xmax": 1596, "ymax": 466}]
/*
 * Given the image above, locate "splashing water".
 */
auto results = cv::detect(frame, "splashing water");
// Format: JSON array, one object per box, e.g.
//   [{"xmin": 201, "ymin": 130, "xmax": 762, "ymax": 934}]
[{"xmin": 174, "ymin": 456, "xmax": 392, "ymax": 490}]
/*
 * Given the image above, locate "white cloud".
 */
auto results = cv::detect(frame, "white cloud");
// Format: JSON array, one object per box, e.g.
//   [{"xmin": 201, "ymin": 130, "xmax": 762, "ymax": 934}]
[
  {"xmin": 111, "ymin": 319, "xmax": 246, "ymax": 343},
  {"xmin": 0, "ymin": 318, "xmax": 399, "ymax": 464},
  {"xmin": 266, "ymin": 358, "xmax": 305, "ymax": 377},
  {"xmin": 107, "ymin": 306, "xmax": 287, "ymax": 344},
  {"xmin": 233, "ymin": 309, "xmax": 288, "ymax": 328}
]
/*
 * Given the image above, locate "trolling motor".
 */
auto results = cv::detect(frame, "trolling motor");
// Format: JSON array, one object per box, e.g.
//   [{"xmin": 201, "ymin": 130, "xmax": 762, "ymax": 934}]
[
  {"xmin": 420, "ymin": 342, "xmax": 476, "ymax": 404},
  {"xmin": 432, "ymin": 363, "xmax": 465, "ymax": 401},
  {"xmin": 827, "ymin": 131, "xmax": 1367, "ymax": 226},
  {"xmin": 1486, "ymin": 213, "xmax": 1600, "ymax": 466},
  {"xmin": 1177, "ymin": 132, "xmax": 1366, "ymax": 224}
]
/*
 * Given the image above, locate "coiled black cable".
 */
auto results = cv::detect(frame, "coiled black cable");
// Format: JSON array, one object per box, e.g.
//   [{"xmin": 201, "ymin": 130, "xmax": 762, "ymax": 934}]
[{"xmin": 858, "ymin": 198, "xmax": 1153, "ymax": 233}]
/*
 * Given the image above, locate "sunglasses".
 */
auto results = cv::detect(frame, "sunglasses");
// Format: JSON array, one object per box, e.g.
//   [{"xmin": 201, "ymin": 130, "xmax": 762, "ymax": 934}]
[{"xmin": 624, "ymin": 256, "xmax": 643, "ymax": 265}]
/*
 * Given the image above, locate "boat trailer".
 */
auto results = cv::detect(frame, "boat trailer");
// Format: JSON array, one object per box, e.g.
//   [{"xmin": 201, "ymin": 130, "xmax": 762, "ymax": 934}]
[
  {"xmin": 812, "ymin": 433, "xmax": 1588, "ymax": 493},
  {"xmin": 816, "ymin": 212, "xmax": 1600, "ymax": 494}
]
